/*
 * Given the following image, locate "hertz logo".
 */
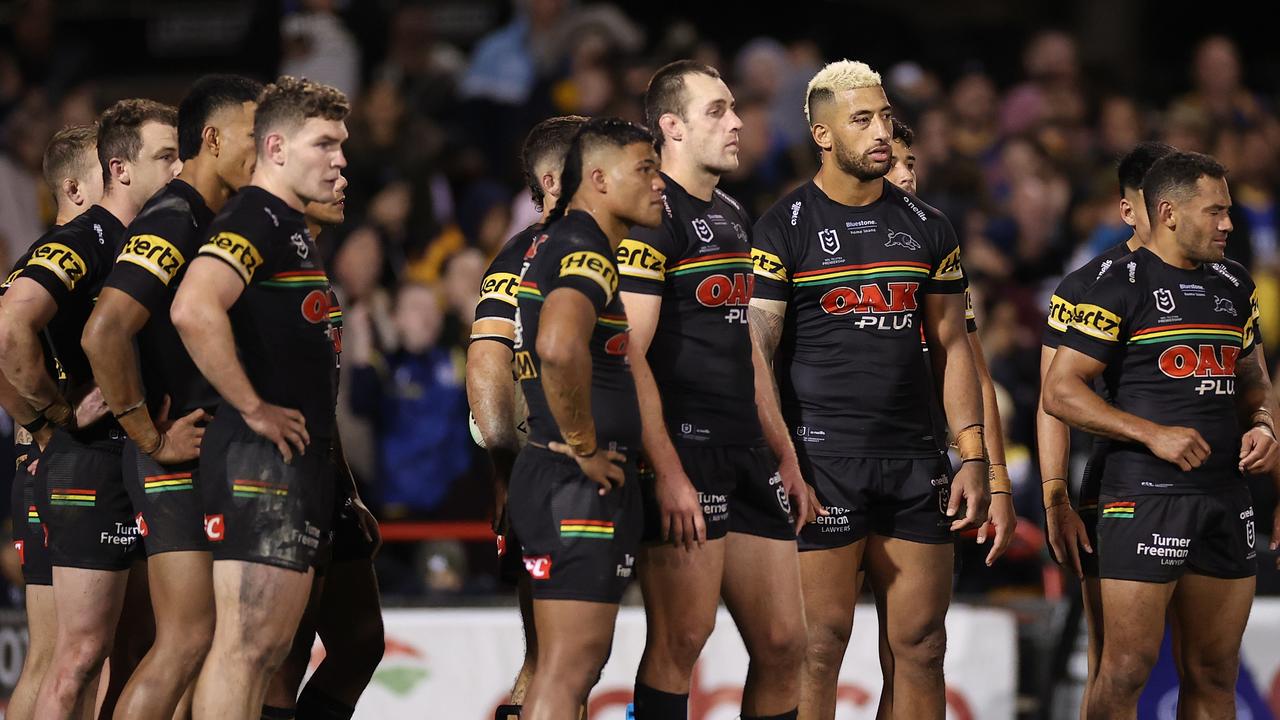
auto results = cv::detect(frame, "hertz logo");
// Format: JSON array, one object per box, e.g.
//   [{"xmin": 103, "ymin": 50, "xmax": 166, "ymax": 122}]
[
  {"xmin": 28, "ymin": 243, "xmax": 87, "ymax": 290},
  {"xmin": 200, "ymin": 231, "xmax": 264, "ymax": 283},
  {"xmin": 751, "ymin": 248, "xmax": 787, "ymax": 282},
  {"xmin": 1046, "ymin": 294, "xmax": 1075, "ymax": 332},
  {"xmin": 616, "ymin": 239, "xmax": 666, "ymax": 281},
  {"xmin": 118, "ymin": 234, "xmax": 185, "ymax": 284},
  {"xmin": 515, "ymin": 351, "xmax": 538, "ymax": 380},
  {"xmin": 479, "ymin": 272, "xmax": 520, "ymax": 307},
  {"xmin": 1072, "ymin": 303, "xmax": 1121, "ymax": 342},
  {"xmin": 933, "ymin": 246, "xmax": 964, "ymax": 282},
  {"xmin": 559, "ymin": 251, "xmax": 618, "ymax": 300}
]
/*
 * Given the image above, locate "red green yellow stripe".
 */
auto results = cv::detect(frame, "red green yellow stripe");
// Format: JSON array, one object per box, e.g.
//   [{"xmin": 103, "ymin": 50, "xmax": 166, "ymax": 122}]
[
  {"xmin": 516, "ymin": 282, "xmax": 543, "ymax": 301},
  {"xmin": 27, "ymin": 504, "xmax": 40, "ymax": 522},
  {"xmin": 560, "ymin": 518, "xmax": 615, "ymax": 539},
  {"xmin": 596, "ymin": 314, "xmax": 628, "ymax": 330},
  {"xmin": 1102, "ymin": 501, "xmax": 1134, "ymax": 518},
  {"xmin": 668, "ymin": 252, "xmax": 753, "ymax": 277},
  {"xmin": 1129, "ymin": 323, "xmax": 1243, "ymax": 346},
  {"xmin": 260, "ymin": 270, "xmax": 329, "ymax": 289},
  {"xmin": 793, "ymin": 261, "xmax": 931, "ymax": 287},
  {"xmin": 145, "ymin": 471, "xmax": 194, "ymax": 494},
  {"xmin": 232, "ymin": 479, "xmax": 288, "ymax": 497},
  {"xmin": 51, "ymin": 488, "xmax": 96, "ymax": 506}
]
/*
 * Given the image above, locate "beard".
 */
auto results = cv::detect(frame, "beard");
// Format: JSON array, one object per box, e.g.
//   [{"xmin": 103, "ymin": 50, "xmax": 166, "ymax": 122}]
[{"xmin": 833, "ymin": 140, "xmax": 891, "ymax": 181}]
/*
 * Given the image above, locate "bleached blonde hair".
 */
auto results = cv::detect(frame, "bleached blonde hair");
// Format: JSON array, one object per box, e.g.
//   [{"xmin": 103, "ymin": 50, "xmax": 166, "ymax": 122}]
[{"xmin": 804, "ymin": 60, "xmax": 882, "ymax": 126}]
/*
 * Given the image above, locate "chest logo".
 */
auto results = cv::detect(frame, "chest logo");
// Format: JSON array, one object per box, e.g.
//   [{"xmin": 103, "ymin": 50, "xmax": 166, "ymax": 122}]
[
  {"xmin": 1153, "ymin": 288, "xmax": 1176, "ymax": 314},
  {"xmin": 885, "ymin": 229, "xmax": 921, "ymax": 251},
  {"xmin": 692, "ymin": 218, "xmax": 714, "ymax": 243},
  {"xmin": 818, "ymin": 228, "xmax": 840, "ymax": 255},
  {"xmin": 1214, "ymin": 296, "xmax": 1238, "ymax": 316},
  {"xmin": 291, "ymin": 232, "xmax": 310, "ymax": 259}
]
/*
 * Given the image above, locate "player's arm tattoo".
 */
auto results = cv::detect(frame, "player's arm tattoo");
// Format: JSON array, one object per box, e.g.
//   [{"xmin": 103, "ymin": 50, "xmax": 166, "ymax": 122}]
[
  {"xmin": 1236, "ymin": 346, "xmax": 1277, "ymax": 425},
  {"xmin": 466, "ymin": 330, "xmax": 520, "ymax": 478},
  {"xmin": 538, "ymin": 288, "xmax": 598, "ymax": 452},
  {"xmin": 749, "ymin": 298, "xmax": 798, "ymax": 464}
]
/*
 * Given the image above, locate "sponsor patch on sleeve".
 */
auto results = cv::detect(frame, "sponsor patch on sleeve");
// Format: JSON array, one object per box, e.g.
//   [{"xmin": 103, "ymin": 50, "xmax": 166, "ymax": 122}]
[
  {"xmin": 751, "ymin": 248, "xmax": 788, "ymax": 282},
  {"xmin": 932, "ymin": 246, "xmax": 964, "ymax": 282},
  {"xmin": 1072, "ymin": 303, "xmax": 1122, "ymax": 342},
  {"xmin": 117, "ymin": 234, "xmax": 186, "ymax": 285},
  {"xmin": 477, "ymin": 271, "xmax": 520, "ymax": 308},
  {"xmin": 27, "ymin": 243, "xmax": 87, "ymax": 290},
  {"xmin": 199, "ymin": 231, "xmax": 264, "ymax": 283},
  {"xmin": 558, "ymin": 251, "xmax": 618, "ymax": 301},
  {"xmin": 616, "ymin": 239, "xmax": 667, "ymax": 282},
  {"xmin": 964, "ymin": 287, "xmax": 976, "ymax": 321},
  {"xmin": 1245, "ymin": 288, "xmax": 1261, "ymax": 348},
  {"xmin": 1047, "ymin": 294, "xmax": 1075, "ymax": 333}
]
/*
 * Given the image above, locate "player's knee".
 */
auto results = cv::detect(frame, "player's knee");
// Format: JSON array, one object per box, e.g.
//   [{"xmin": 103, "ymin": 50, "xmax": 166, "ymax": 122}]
[
  {"xmin": 59, "ymin": 633, "xmax": 112, "ymax": 676},
  {"xmin": 1181, "ymin": 654, "xmax": 1239, "ymax": 696},
  {"xmin": 1103, "ymin": 647, "xmax": 1159, "ymax": 694},
  {"xmin": 889, "ymin": 622, "xmax": 946, "ymax": 675},
  {"xmin": 804, "ymin": 622, "xmax": 852, "ymax": 677},
  {"xmin": 654, "ymin": 616, "xmax": 715, "ymax": 671},
  {"xmin": 746, "ymin": 620, "xmax": 806, "ymax": 672}
]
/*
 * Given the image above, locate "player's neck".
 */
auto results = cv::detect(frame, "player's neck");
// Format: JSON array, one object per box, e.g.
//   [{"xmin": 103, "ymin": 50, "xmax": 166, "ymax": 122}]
[
  {"xmin": 660, "ymin": 153, "xmax": 717, "ymax": 202},
  {"xmin": 814, "ymin": 161, "xmax": 884, "ymax": 207},
  {"xmin": 252, "ymin": 169, "xmax": 305, "ymax": 212},
  {"xmin": 568, "ymin": 200, "xmax": 627, "ymax": 250},
  {"xmin": 1124, "ymin": 232, "xmax": 1145, "ymax": 253},
  {"xmin": 306, "ymin": 220, "xmax": 322, "ymax": 239},
  {"xmin": 54, "ymin": 202, "xmax": 81, "ymax": 226},
  {"xmin": 1147, "ymin": 235, "xmax": 1198, "ymax": 270},
  {"xmin": 178, "ymin": 157, "xmax": 233, "ymax": 214},
  {"xmin": 98, "ymin": 186, "xmax": 141, "ymax": 227}
]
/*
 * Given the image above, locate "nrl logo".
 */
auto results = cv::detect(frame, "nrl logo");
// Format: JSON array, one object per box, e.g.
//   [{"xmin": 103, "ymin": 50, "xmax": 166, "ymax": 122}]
[
  {"xmin": 1153, "ymin": 288, "xmax": 1175, "ymax": 314},
  {"xmin": 691, "ymin": 218, "xmax": 714, "ymax": 243},
  {"xmin": 818, "ymin": 228, "xmax": 840, "ymax": 255},
  {"xmin": 885, "ymin": 229, "xmax": 920, "ymax": 251}
]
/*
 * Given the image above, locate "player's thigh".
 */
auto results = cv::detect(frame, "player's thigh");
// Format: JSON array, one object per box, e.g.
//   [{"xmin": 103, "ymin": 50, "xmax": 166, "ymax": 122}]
[
  {"xmin": 146, "ymin": 550, "xmax": 214, "ymax": 627},
  {"xmin": 799, "ymin": 540, "xmax": 865, "ymax": 634},
  {"xmin": 532, "ymin": 598, "xmax": 619, "ymax": 668},
  {"xmin": 50, "ymin": 566, "xmax": 131, "ymax": 640},
  {"xmin": 212, "ymin": 560, "xmax": 314, "ymax": 646},
  {"xmin": 722, "ymin": 531, "xmax": 803, "ymax": 653},
  {"xmin": 863, "ymin": 535, "xmax": 952, "ymax": 647},
  {"xmin": 639, "ymin": 538, "xmax": 725, "ymax": 636},
  {"xmin": 1098, "ymin": 578, "xmax": 1174, "ymax": 665}
]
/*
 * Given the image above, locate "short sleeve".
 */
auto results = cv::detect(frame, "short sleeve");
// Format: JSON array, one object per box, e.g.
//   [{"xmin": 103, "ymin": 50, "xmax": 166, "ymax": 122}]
[
  {"xmin": 20, "ymin": 232, "xmax": 96, "ymax": 307},
  {"xmin": 924, "ymin": 216, "xmax": 965, "ymax": 294},
  {"xmin": 197, "ymin": 215, "xmax": 273, "ymax": 285},
  {"xmin": 104, "ymin": 230, "xmax": 190, "ymax": 312},
  {"xmin": 751, "ymin": 209, "xmax": 793, "ymax": 302},
  {"xmin": 474, "ymin": 234, "xmax": 529, "ymax": 324},
  {"xmin": 617, "ymin": 221, "xmax": 679, "ymax": 296},
  {"xmin": 1243, "ymin": 276, "xmax": 1262, "ymax": 354},
  {"xmin": 1061, "ymin": 270, "xmax": 1130, "ymax": 365},
  {"xmin": 544, "ymin": 241, "xmax": 618, "ymax": 314},
  {"xmin": 1043, "ymin": 275, "xmax": 1082, "ymax": 350}
]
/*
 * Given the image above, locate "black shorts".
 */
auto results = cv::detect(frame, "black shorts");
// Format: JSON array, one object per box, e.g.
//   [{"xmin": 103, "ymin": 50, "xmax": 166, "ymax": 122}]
[
  {"xmin": 122, "ymin": 441, "xmax": 207, "ymax": 556},
  {"xmin": 200, "ymin": 412, "xmax": 336, "ymax": 572},
  {"xmin": 11, "ymin": 444, "xmax": 51, "ymax": 586},
  {"xmin": 796, "ymin": 453, "xmax": 954, "ymax": 551},
  {"xmin": 38, "ymin": 429, "xmax": 139, "ymax": 571},
  {"xmin": 1077, "ymin": 454, "xmax": 1103, "ymax": 578},
  {"xmin": 641, "ymin": 445, "xmax": 793, "ymax": 543},
  {"xmin": 1097, "ymin": 486, "xmax": 1256, "ymax": 583},
  {"xmin": 507, "ymin": 446, "xmax": 642, "ymax": 603}
]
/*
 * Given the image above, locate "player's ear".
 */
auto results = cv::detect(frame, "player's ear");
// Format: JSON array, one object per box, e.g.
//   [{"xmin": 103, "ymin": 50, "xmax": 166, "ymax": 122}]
[
  {"xmin": 61, "ymin": 177, "xmax": 83, "ymax": 206},
  {"xmin": 541, "ymin": 171, "xmax": 559, "ymax": 202},
  {"xmin": 659, "ymin": 112, "xmax": 683, "ymax": 145},
  {"xmin": 264, "ymin": 132, "xmax": 286, "ymax": 165},
  {"xmin": 109, "ymin": 157, "xmax": 130, "ymax": 188},
  {"xmin": 811, "ymin": 121, "xmax": 832, "ymax": 153},
  {"xmin": 1160, "ymin": 199, "xmax": 1177, "ymax": 229},
  {"xmin": 1119, "ymin": 197, "xmax": 1136, "ymax": 228},
  {"xmin": 203, "ymin": 125, "xmax": 220, "ymax": 157},
  {"xmin": 589, "ymin": 165, "xmax": 608, "ymax": 194}
]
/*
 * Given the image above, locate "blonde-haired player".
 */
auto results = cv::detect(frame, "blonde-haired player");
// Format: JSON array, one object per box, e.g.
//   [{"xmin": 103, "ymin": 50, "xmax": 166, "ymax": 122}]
[{"xmin": 750, "ymin": 60, "xmax": 988, "ymax": 719}]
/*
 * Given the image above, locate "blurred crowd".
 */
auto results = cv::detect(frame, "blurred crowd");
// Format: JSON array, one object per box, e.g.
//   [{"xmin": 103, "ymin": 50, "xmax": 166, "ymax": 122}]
[{"xmin": 4, "ymin": 0, "xmax": 1280, "ymax": 597}]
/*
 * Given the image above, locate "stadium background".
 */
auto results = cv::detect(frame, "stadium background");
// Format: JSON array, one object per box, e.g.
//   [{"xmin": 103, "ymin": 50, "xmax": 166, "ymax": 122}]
[{"xmin": 4, "ymin": 0, "xmax": 1280, "ymax": 717}]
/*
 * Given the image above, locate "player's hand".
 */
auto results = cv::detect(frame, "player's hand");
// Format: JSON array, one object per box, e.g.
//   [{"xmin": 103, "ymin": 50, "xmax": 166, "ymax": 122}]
[
  {"xmin": 948, "ymin": 461, "xmax": 989, "ymax": 532},
  {"xmin": 548, "ymin": 442, "xmax": 626, "ymax": 495},
  {"xmin": 1240, "ymin": 425, "xmax": 1279, "ymax": 474},
  {"xmin": 654, "ymin": 466, "xmax": 705, "ymax": 551},
  {"xmin": 979, "ymin": 491, "xmax": 1018, "ymax": 566},
  {"xmin": 1146, "ymin": 425, "xmax": 1210, "ymax": 471},
  {"xmin": 73, "ymin": 386, "xmax": 110, "ymax": 430},
  {"xmin": 1045, "ymin": 502, "xmax": 1092, "ymax": 579},
  {"xmin": 779, "ymin": 455, "xmax": 823, "ymax": 533},
  {"xmin": 350, "ymin": 493, "xmax": 382, "ymax": 556},
  {"xmin": 151, "ymin": 397, "xmax": 210, "ymax": 464},
  {"xmin": 243, "ymin": 402, "xmax": 310, "ymax": 463}
]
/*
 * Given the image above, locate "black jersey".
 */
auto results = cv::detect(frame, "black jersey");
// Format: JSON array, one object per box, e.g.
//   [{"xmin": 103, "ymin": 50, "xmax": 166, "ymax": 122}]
[
  {"xmin": 196, "ymin": 186, "xmax": 338, "ymax": 439},
  {"xmin": 1061, "ymin": 248, "xmax": 1260, "ymax": 495},
  {"xmin": 752, "ymin": 179, "xmax": 966, "ymax": 457},
  {"xmin": 102, "ymin": 180, "xmax": 218, "ymax": 417},
  {"xmin": 2, "ymin": 234, "xmax": 65, "ymax": 388},
  {"xmin": 18, "ymin": 205, "xmax": 127, "ymax": 440},
  {"xmin": 617, "ymin": 175, "xmax": 761, "ymax": 446},
  {"xmin": 1044, "ymin": 242, "xmax": 1135, "ymax": 349},
  {"xmin": 473, "ymin": 224, "xmax": 541, "ymax": 349},
  {"xmin": 514, "ymin": 210, "xmax": 640, "ymax": 452}
]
